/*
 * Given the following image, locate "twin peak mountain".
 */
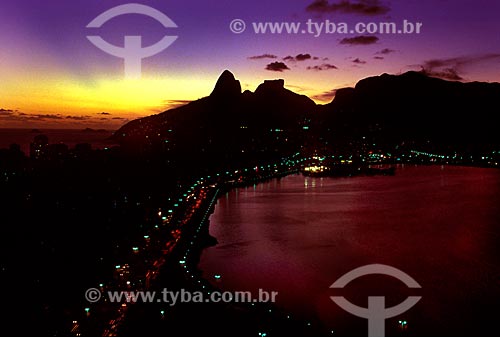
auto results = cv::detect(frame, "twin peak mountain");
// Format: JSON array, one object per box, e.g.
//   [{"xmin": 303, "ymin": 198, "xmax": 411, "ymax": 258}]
[
  {"xmin": 211, "ymin": 70, "xmax": 286, "ymax": 99},
  {"xmin": 115, "ymin": 70, "xmax": 500, "ymax": 150}
]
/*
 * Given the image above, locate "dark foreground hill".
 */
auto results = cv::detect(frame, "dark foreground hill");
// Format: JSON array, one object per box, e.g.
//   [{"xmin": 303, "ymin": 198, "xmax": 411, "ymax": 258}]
[
  {"xmin": 114, "ymin": 70, "xmax": 500, "ymax": 159},
  {"xmin": 319, "ymin": 71, "xmax": 500, "ymax": 147}
]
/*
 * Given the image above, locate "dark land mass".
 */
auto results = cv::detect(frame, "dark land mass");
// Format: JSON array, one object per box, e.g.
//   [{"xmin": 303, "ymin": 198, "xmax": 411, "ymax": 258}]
[
  {"xmin": 115, "ymin": 70, "xmax": 500, "ymax": 161},
  {"xmin": 1, "ymin": 70, "xmax": 499, "ymax": 336}
]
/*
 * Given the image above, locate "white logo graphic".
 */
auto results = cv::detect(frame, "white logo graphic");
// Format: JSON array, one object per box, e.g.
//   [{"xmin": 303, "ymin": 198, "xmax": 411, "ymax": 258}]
[
  {"xmin": 330, "ymin": 264, "xmax": 421, "ymax": 337},
  {"xmin": 86, "ymin": 3, "xmax": 178, "ymax": 79}
]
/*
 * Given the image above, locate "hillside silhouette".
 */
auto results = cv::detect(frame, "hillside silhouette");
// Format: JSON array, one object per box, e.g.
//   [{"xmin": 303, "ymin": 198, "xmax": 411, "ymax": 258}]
[{"xmin": 115, "ymin": 70, "xmax": 500, "ymax": 158}]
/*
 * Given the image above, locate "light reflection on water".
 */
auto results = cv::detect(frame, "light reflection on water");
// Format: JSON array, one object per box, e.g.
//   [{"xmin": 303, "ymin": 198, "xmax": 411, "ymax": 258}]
[{"xmin": 200, "ymin": 165, "xmax": 500, "ymax": 336}]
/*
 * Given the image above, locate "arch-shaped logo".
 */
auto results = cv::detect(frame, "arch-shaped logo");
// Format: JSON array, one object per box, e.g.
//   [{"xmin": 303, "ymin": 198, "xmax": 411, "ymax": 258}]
[
  {"xmin": 330, "ymin": 264, "xmax": 421, "ymax": 337},
  {"xmin": 86, "ymin": 3, "xmax": 178, "ymax": 79}
]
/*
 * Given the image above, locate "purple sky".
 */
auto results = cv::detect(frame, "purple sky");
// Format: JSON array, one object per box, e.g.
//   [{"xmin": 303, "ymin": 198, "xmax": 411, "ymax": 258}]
[{"xmin": 1, "ymin": 0, "xmax": 500, "ymax": 128}]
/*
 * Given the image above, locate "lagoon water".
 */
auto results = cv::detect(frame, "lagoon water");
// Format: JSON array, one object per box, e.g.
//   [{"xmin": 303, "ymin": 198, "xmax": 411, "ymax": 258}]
[{"xmin": 200, "ymin": 165, "xmax": 500, "ymax": 336}]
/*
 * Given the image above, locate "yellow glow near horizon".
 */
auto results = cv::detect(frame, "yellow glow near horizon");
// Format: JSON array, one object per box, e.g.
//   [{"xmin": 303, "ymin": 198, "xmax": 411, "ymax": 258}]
[
  {"xmin": 1, "ymin": 67, "xmax": 344, "ymax": 129},
  {"xmin": 1, "ymin": 74, "xmax": 216, "ymax": 117}
]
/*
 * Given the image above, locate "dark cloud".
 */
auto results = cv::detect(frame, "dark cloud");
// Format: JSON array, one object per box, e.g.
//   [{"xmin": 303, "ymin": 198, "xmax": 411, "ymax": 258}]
[
  {"xmin": 312, "ymin": 89, "xmax": 338, "ymax": 102},
  {"xmin": 340, "ymin": 35, "xmax": 379, "ymax": 45},
  {"xmin": 285, "ymin": 84, "xmax": 310, "ymax": 94},
  {"xmin": 306, "ymin": 0, "xmax": 390, "ymax": 16},
  {"xmin": 424, "ymin": 54, "xmax": 500, "ymax": 70},
  {"xmin": 296, "ymin": 53, "xmax": 312, "ymax": 61},
  {"xmin": 283, "ymin": 54, "xmax": 313, "ymax": 62},
  {"xmin": 266, "ymin": 61, "xmax": 290, "ymax": 72},
  {"xmin": 374, "ymin": 56, "xmax": 384, "ymax": 60},
  {"xmin": 98, "ymin": 112, "xmax": 111, "ymax": 115},
  {"xmin": 418, "ymin": 54, "xmax": 500, "ymax": 81},
  {"xmin": 0, "ymin": 110, "xmax": 127, "ymax": 127},
  {"xmin": 376, "ymin": 48, "xmax": 395, "ymax": 55},
  {"xmin": 352, "ymin": 58, "xmax": 367, "ymax": 64},
  {"xmin": 313, "ymin": 56, "xmax": 319, "ymax": 60},
  {"xmin": 307, "ymin": 63, "xmax": 338, "ymax": 71},
  {"xmin": 0, "ymin": 108, "xmax": 15, "ymax": 114},
  {"xmin": 112, "ymin": 117, "xmax": 126, "ymax": 120},
  {"xmin": 33, "ymin": 114, "xmax": 64, "ymax": 120},
  {"xmin": 420, "ymin": 68, "xmax": 463, "ymax": 81},
  {"xmin": 0, "ymin": 112, "xmax": 64, "ymax": 122},
  {"xmin": 164, "ymin": 100, "xmax": 192, "ymax": 109},
  {"xmin": 66, "ymin": 116, "xmax": 91, "ymax": 121},
  {"xmin": 248, "ymin": 54, "xmax": 278, "ymax": 60}
]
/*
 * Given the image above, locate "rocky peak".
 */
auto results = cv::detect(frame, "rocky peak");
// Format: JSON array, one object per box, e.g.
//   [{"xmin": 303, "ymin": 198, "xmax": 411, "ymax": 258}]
[
  {"xmin": 210, "ymin": 70, "xmax": 242, "ymax": 97},
  {"xmin": 256, "ymin": 79, "xmax": 285, "ymax": 93}
]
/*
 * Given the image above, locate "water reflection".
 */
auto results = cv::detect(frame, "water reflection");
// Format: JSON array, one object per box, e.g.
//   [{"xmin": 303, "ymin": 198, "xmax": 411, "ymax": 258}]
[{"xmin": 200, "ymin": 166, "xmax": 500, "ymax": 336}]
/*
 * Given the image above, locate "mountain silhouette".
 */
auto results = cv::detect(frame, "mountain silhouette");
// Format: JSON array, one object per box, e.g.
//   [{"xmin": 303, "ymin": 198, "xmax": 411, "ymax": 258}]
[
  {"xmin": 319, "ymin": 71, "xmax": 500, "ymax": 147},
  {"xmin": 114, "ymin": 70, "xmax": 315, "ymax": 162},
  {"xmin": 115, "ymin": 70, "xmax": 500, "ymax": 159},
  {"xmin": 210, "ymin": 69, "xmax": 241, "ymax": 98}
]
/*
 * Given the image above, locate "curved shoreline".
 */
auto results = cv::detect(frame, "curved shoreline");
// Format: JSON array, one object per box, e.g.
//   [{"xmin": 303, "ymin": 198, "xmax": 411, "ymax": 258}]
[
  {"xmin": 174, "ymin": 165, "xmax": 326, "ymax": 335},
  {"xmin": 111, "ymin": 162, "xmax": 499, "ymax": 335},
  {"xmin": 116, "ymin": 155, "xmax": 327, "ymax": 336},
  {"xmin": 192, "ymin": 164, "xmax": 500, "ymax": 337}
]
